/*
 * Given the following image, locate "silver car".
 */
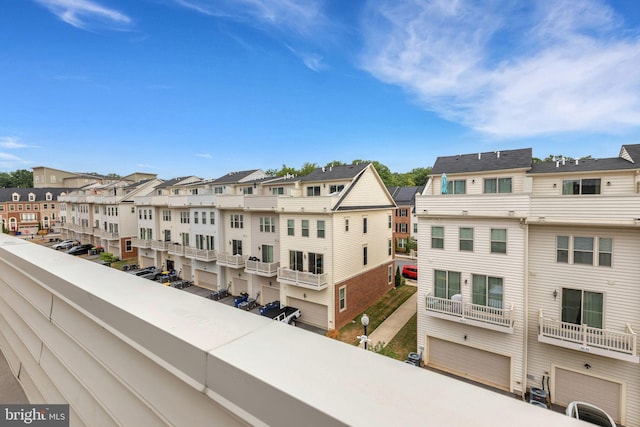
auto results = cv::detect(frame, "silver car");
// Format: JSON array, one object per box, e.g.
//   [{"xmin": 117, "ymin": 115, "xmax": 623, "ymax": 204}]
[{"xmin": 566, "ymin": 401, "xmax": 616, "ymax": 427}]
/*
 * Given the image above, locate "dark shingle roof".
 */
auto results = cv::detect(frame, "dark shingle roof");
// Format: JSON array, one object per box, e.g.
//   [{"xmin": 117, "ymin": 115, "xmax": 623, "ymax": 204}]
[
  {"xmin": 621, "ymin": 144, "xmax": 640, "ymax": 163},
  {"xmin": 0, "ymin": 188, "xmax": 70, "ymax": 202},
  {"xmin": 300, "ymin": 163, "xmax": 369, "ymax": 182},
  {"xmin": 431, "ymin": 148, "xmax": 532, "ymax": 174},
  {"xmin": 155, "ymin": 176, "xmax": 199, "ymax": 188},
  {"xmin": 213, "ymin": 170, "xmax": 261, "ymax": 184},
  {"xmin": 529, "ymin": 156, "xmax": 640, "ymax": 174},
  {"xmin": 389, "ymin": 186, "xmax": 425, "ymax": 205}
]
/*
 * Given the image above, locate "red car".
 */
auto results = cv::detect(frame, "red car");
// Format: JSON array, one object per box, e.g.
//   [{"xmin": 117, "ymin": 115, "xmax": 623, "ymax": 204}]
[{"xmin": 402, "ymin": 265, "xmax": 418, "ymax": 280}]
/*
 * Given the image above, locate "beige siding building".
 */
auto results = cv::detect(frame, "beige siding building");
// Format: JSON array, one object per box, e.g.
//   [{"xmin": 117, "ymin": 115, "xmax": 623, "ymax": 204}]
[{"xmin": 417, "ymin": 146, "xmax": 640, "ymax": 426}]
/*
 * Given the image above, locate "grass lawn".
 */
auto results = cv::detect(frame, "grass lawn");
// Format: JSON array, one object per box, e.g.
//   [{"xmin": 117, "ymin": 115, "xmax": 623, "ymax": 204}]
[
  {"xmin": 378, "ymin": 313, "xmax": 417, "ymax": 361},
  {"xmin": 337, "ymin": 285, "xmax": 417, "ymax": 346}
]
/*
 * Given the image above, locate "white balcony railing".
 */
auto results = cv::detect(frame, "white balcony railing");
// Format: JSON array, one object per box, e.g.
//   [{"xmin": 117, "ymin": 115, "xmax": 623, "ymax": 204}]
[
  {"xmin": 168, "ymin": 244, "xmax": 185, "ymax": 256},
  {"xmin": 538, "ymin": 310, "xmax": 638, "ymax": 363},
  {"xmin": 131, "ymin": 238, "xmax": 152, "ymax": 248},
  {"xmin": 184, "ymin": 247, "xmax": 217, "ymax": 262},
  {"xmin": 277, "ymin": 268, "xmax": 328, "ymax": 290},
  {"xmin": 217, "ymin": 253, "xmax": 248, "ymax": 268},
  {"xmin": 245, "ymin": 260, "xmax": 280, "ymax": 277},
  {"xmin": 425, "ymin": 292, "xmax": 514, "ymax": 333},
  {"xmin": 151, "ymin": 241, "xmax": 170, "ymax": 251}
]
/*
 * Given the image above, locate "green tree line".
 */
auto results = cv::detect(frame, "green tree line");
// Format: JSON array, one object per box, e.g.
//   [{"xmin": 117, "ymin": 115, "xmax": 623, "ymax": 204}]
[{"xmin": 0, "ymin": 169, "xmax": 33, "ymax": 188}]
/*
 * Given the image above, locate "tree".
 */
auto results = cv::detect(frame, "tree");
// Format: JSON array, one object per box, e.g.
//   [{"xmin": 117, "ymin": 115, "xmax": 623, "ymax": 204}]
[
  {"xmin": 298, "ymin": 162, "xmax": 317, "ymax": 176},
  {"xmin": 395, "ymin": 266, "xmax": 402, "ymax": 287}
]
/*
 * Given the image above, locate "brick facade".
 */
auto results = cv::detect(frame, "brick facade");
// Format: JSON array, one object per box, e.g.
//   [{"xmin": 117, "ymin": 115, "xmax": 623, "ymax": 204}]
[{"xmin": 334, "ymin": 261, "xmax": 394, "ymax": 329}]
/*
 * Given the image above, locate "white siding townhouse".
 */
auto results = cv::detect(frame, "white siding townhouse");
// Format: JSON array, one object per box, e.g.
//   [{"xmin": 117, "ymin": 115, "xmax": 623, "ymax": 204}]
[{"xmin": 416, "ymin": 146, "xmax": 640, "ymax": 426}]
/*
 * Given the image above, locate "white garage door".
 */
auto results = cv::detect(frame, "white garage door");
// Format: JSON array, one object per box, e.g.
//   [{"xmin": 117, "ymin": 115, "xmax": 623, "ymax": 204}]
[
  {"xmin": 554, "ymin": 367, "xmax": 622, "ymax": 424},
  {"xmin": 261, "ymin": 285, "xmax": 280, "ymax": 305},
  {"xmin": 287, "ymin": 298, "xmax": 328, "ymax": 329},
  {"xmin": 427, "ymin": 337, "xmax": 511, "ymax": 391},
  {"xmin": 180, "ymin": 264, "xmax": 192, "ymax": 281},
  {"xmin": 196, "ymin": 270, "xmax": 218, "ymax": 291},
  {"xmin": 233, "ymin": 278, "xmax": 248, "ymax": 296},
  {"xmin": 140, "ymin": 256, "xmax": 155, "ymax": 269}
]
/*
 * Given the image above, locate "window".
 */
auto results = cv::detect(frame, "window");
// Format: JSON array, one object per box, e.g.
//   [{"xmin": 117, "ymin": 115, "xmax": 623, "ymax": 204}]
[
  {"xmin": 431, "ymin": 226, "xmax": 444, "ymax": 249},
  {"xmin": 191, "ymin": 188, "xmax": 198, "ymax": 195},
  {"xmin": 599, "ymin": 238, "xmax": 612, "ymax": 267},
  {"xmin": 573, "ymin": 237, "xmax": 594, "ymax": 265},
  {"xmin": 125, "ymin": 240, "xmax": 132, "ymax": 252},
  {"xmin": 388, "ymin": 239, "xmax": 392, "ymax": 256},
  {"xmin": 434, "ymin": 270, "xmax": 461, "ymax": 299},
  {"xmin": 243, "ymin": 187, "xmax": 253, "ymax": 195},
  {"xmin": 201, "ymin": 211, "xmax": 206, "ymax": 224},
  {"xmin": 399, "ymin": 209, "xmax": 408, "ymax": 217},
  {"xmin": 388, "ymin": 265, "xmax": 393, "ymax": 284},
  {"xmin": 260, "ymin": 217, "xmax": 276, "ymax": 233},
  {"xmin": 12, "ymin": 193, "xmax": 19, "ymax": 202},
  {"xmin": 162, "ymin": 210, "xmax": 171, "ymax": 221},
  {"xmin": 399, "ymin": 223, "xmax": 408, "ymax": 233},
  {"xmin": 287, "ymin": 219, "xmax": 294, "ymax": 236},
  {"xmin": 231, "ymin": 214, "xmax": 243, "ymax": 229},
  {"xmin": 214, "ymin": 186, "xmax": 224, "ymax": 194},
  {"xmin": 25, "ymin": 204, "xmax": 31, "ymax": 210},
  {"xmin": 301, "ymin": 220, "xmax": 309, "ymax": 237},
  {"xmin": 491, "ymin": 229, "xmax": 507, "ymax": 254},
  {"xmin": 309, "ymin": 252, "xmax": 323, "ymax": 274},
  {"xmin": 339, "ymin": 286, "xmax": 346, "ymax": 311},
  {"xmin": 207, "ymin": 236, "xmax": 215, "ymax": 250},
  {"xmin": 388, "ymin": 214, "xmax": 392, "ymax": 229},
  {"xmin": 562, "ymin": 178, "xmax": 601, "ymax": 195},
  {"xmin": 28, "ymin": 193, "xmax": 35, "ymax": 201},
  {"xmin": 363, "ymin": 217, "xmax": 368, "ymax": 233},
  {"xmin": 194, "ymin": 212, "xmax": 199, "ymax": 224},
  {"xmin": 210, "ymin": 212, "xmax": 215, "ymax": 225},
  {"xmin": 397, "ymin": 238, "xmax": 407, "ymax": 250},
  {"xmin": 413, "ymin": 223, "xmax": 418, "ymax": 233},
  {"xmin": 330, "ymin": 184, "xmax": 344, "ymax": 193},
  {"xmin": 446, "ymin": 180, "xmax": 466, "ymax": 194},
  {"xmin": 459, "ymin": 228, "xmax": 473, "ymax": 251},
  {"xmin": 307, "ymin": 186, "xmax": 321, "ymax": 196},
  {"xmin": 289, "ymin": 250, "xmax": 303, "ymax": 271},
  {"xmin": 195, "ymin": 234, "xmax": 205, "ymax": 250},
  {"xmin": 272, "ymin": 187, "xmax": 284, "ymax": 195},
  {"xmin": 484, "ymin": 178, "xmax": 512, "ymax": 194},
  {"xmin": 182, "ymin": 232, "xmax": 189, "ymax": 246},
  {"xmin": 261, "ymin": 245, "xmax": 274, "ymax": 263},
  {"xmin": 472, "ymin": 275, "xmax": 503, "ymax": 308},
  {"xmin": 9, "ymin": 204, "xmax": 14, "ymax": 211},
  {"xmin": 46, "ymin": 193, "xmax": 52, "ymax": 201},
  {"xmin": 363, "ymin": 246, "xmax": 368, "ymax": 265},
  {"xmin": 317, "ymin": 220, "xmax": 325, "ymax": 238},
  {"xmin": 556, "ymin": 235, "xmax": 611, "ymax": 266},
  {"xmin": 232, "ymin": 239, "xmax": 243, "ymax": 255},
  {"xmin": 345, "ymin": 218, "xmax": 349, "ymax": 232},
  {"xmin": 180, "ymin": 212, "xmax": 189, "ymax": 224},
  {"xmin": 562, "ymin": 288, "xmax": 603, "ymax": 329},
  {"xmin": 18, "ymin": 205, "xmax": 23, "ymax": 211}
]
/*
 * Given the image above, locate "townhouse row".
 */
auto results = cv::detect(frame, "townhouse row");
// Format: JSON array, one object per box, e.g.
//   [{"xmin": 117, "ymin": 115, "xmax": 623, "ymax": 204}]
[
  {"xmin": 416, "ymin": 145, "xmax": 640, "ymax": 426},
  {"xmin": 58, "ymin": 164, "xmax": 396, "ymax": 331}
]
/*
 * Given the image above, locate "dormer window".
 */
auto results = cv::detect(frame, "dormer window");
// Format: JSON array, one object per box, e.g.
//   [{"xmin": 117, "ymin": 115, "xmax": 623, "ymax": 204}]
[
  {"xmin": 45, "ymin": 192, "xmax": 52, "ymax": 201},
  {"xmin": 12, "ymin": 193, "xmax": 19, "ymax": 202},
  {"xmin": 28, "ymin": 193, "xmax": 35, "ymax": 201}
]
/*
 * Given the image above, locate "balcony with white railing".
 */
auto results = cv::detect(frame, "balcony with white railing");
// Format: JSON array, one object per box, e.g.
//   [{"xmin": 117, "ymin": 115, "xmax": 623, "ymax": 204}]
[
  {"xmin": 425, "ymin": 292, "xmax": 514, "ymax": 333},
  {"xmin": 245, "ymin": 260, "xmax": 280, "ymax": 277},
  {"xmin": 277, "ymin": 268, "xmax": 328, "ymax": 291},
  {"xmin": 168, "ymin": 244, "xmax": 185, "ymax": 256},
  {"xmin": 415, "ymin": 194, "xmax": 531, "ymax": 219},
  {"xmin": 151, "ymin": 241, "xmax": 170, "ymax": 251},
  {"xmin": 131, "ymin": 238, "xmax": 152, "ymax": 248},
  {"xmin": 184, "ymin": 247, "xmax": 217, "ymax": 262},
  {"xmin": 217, "ymin": 253, "xmax": 248, "ymax": 268},
  {"xmin": 277, "ymin": 196, "xmax": 340, "ymax": 213},
  {"xmin": 538, "ymin": 310, "xmax": 638, "ymax": 363},
  {"xmin": 529, "ymin": 196, "xmax": 640, "ymax": 226},
  {"xmin": 94, "ymin": 229, "xmax": 120, "ymax": 240}
]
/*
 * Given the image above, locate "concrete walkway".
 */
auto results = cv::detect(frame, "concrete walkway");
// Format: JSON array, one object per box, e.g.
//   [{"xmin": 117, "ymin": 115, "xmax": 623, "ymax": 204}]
[{"xmin": 367, "ymin": 291, "xmax": 417, "ymax": 348}]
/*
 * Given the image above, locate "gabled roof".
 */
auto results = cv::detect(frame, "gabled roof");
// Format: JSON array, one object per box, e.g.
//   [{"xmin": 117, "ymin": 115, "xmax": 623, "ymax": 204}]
[
  {"xmin": 620, "ymin": 144, "xmax": 640, "ymax": 164},
  {"xmin": 0, "ymin": 187, "xmax": 70, "ymax": 202},
  {"xmin": 300, "ymin": 163, "xmax": 369, "ymax": 182},
  {"xmin": 213, "ymin": 170, "xmax": 262, "ymax": 185},
  {"xmin": 431, "ymin": 148, "xmax": 532, "ymax": 175},
  {"xmin": 389, "ymin": 186, "xmax": 425, "ymax": 206},
  {"xmin": 529, "ymin": 156, "xmax": 640, "ymax": 174},
  {"xmin": 155, "ymin": 176, "xmax": 200, "ymax": 188}
]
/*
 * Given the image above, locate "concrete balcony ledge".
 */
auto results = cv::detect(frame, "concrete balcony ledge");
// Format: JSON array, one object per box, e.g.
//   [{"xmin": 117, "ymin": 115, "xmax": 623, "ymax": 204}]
[{"xmin": 0, "ymin": 234, "xmax": 584, "ymax": 427}]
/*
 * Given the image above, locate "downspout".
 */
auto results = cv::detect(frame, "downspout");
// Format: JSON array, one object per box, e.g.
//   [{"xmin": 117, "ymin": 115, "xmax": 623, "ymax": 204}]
[{"xmin": 521, "ymin": 218, "xmax": 529, "ymax": 401}]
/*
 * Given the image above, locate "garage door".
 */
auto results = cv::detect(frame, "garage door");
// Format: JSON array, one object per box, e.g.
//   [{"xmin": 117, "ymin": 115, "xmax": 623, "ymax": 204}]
[
  {"xmin": 233, "ymin": 278, "xmax": 248, "ymax": 296},
  {"xmin": 287, "ymin": 298, "xmax": 328, "ymax": 329},
  {"xmin": 554, "ymin": 368, "xmax": 622, "ymax": 424},
  {"xmin": 427, "ymin": 337, "xmax": 511, "ymax": 391},
  {"xmin": 140, "ymin": 256, "xmax": 155, "ymax": 269},
  {"xmin": 181, "ymin": 264, "xmax": 192, "ymax": 281},
  {"xmin": 196, "ymin": 270, "xmax": 218, "ymax": 291},
  {"xmin": 261, "ymin": 285, "xmax": 280, "ymax": 305}
]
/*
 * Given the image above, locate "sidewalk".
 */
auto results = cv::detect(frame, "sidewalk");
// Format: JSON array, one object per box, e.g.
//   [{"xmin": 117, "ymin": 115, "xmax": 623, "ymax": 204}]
[{"xmin": 367, "ymin": 289, "xmax": 417, "ymax": 347}]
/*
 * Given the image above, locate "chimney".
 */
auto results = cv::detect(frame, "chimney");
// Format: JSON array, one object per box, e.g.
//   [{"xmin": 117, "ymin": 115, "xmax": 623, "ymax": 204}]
[
  {"xmin": 575, "ymin": 159, "xmax": 579, "ymax": 165},
  {"xmin": 322, "ymin": 167, "xmax": 325, "ymax": 173},
  {"xmin": 478, "ymin": 153, "xmax": 481, "ymax": 160},
  {"xmin": 562, "ymin": 157, "xmax": 565, "ymax": 166},
  {"xmin": 556, "ymin": 161, "xmax": 559, "ymax": 168},
  {"xmin": 497, "ymin": 151, "xmax": 500, "ymax": 158}
]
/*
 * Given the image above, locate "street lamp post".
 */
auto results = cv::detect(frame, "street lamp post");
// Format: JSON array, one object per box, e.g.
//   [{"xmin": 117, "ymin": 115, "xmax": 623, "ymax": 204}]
[{"xmin": 361, "ymin": 314, "xmax": 369, "ymax": 350}]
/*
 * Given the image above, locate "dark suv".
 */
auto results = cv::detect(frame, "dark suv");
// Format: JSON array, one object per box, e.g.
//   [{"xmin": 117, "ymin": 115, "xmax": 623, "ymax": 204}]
[
  {"xmin": 402, "ymin": 265, "xmax": 418, "ymax": 280},
  {"xmin": 66, "ymin": 244, "xmax": 94, "ymax": 256}
]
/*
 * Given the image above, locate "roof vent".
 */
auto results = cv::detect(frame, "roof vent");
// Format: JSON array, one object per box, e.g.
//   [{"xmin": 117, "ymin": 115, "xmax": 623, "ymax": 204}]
[
  {"xmin": 575, "ymin": 159, "xmax": 579, "ymax": 165},
  {"xmin": 478, "ymin": 153, "xmax": 481, "ymax": 160},
  {"xmin": 555, "ymin": 161, "xmax": 559, "ymax": 168},
  {"xmin": 496, "ymin": 151, "xmax": 500, "ymax": 158},
  {"xmin": 322, "ymin": 167, "xmax": 326, "ymax": 173},
  {"xmin": 561, "ymin": 157, "xmax": 565, "ymax": 166}
]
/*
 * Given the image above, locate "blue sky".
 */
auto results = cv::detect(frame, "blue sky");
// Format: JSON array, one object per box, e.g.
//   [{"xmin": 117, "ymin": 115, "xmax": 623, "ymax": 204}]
[{"xmin": 2, "ymin": 0, "xmax": 640, "ymax": 180}]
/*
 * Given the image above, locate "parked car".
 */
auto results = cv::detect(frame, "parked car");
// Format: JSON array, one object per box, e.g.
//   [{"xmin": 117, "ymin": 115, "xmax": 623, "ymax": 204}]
[
  {"xmin": 65, "ymin": 244, "xmax": 94, "ymax": 256},
  {"xmin": 52, "ymin": 239, "xmax": 79, "ymax": 250},
  {"xmin": 565, "ymin": 401, "xmax": 616, "ymax": 427},
  {"xmin": 402, "ymin": 265, "xmax": 418, "ymax": 280}
]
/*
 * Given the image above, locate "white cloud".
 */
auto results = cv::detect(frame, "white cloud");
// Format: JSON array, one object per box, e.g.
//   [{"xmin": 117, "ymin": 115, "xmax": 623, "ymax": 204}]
[
  {"xmin": 360, "ymin": 0, "xmax": 640, "ymax": 138},
  {"xmin": 172, "ymin": 0, "xmax": 324, "ymax": 35},
  {"xmin": 286, "ymin": 45, "xmax": 325, "ymax": 72},
  {"xmin": 196, "ymin": 153, "xmax": 213, "ymax": 159},
  {"xmin": 35, "ymin": 0, "xmax": 132, "ymax": 31},
  {"xmin": 0, "ymin": 137, "xmax": 28, "ymax": 149},
  {"xmin": 0, "ymin": 152, "xmax": 31, "ymax": 169}
]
